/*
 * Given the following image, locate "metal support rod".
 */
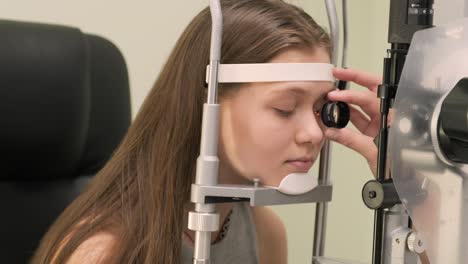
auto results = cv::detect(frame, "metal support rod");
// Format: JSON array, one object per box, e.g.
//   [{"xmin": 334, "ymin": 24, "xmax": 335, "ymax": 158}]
[
  {"xmin": 372, "ymin": 209, "xmax": 385, "ymax": 264},
  {"xmin": 313, "ymin": 141, "xmax": 332, "ymax": 257},
  {"xmin": 191, "ymin": 1, "xmax": 223, "ymax": 263},
  {"xmin": 372, "ymin": 53, "xmax": 392, "ymax": 264},
  {"xmin": 313, "ymin": 0, "xmax": 341, "ymax": 259}
]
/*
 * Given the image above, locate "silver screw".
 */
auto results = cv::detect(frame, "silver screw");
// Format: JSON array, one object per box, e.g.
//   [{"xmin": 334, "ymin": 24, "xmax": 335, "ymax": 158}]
[{"xmin": 253, "ymin": 178, "xmax": 260, "ymax": 188}]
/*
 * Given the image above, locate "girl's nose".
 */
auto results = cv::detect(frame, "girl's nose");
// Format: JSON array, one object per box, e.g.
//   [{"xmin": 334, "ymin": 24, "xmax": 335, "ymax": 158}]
[{"xmin": 295, "ymin": 112, "xmax": 324, "ymax": 145}]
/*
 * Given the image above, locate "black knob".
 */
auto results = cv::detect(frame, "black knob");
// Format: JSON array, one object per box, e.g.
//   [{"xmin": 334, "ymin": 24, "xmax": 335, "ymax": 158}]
[
  {"xmin": 362, "ymin": 180, "xmax": 401, "ymax": 210},
  {"xmin": 321, "ymin": 101, "xmax": 350, "ymax": 129}
]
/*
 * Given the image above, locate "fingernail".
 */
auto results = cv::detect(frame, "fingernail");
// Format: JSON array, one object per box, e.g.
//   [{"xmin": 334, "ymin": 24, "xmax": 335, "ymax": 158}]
[{"xmin": 328, "ymin": 90, "xmax": 339, "ymax": 96}]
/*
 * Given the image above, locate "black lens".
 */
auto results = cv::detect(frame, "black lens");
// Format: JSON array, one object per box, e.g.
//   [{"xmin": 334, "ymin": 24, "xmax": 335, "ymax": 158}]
[{"xmin": 321, "ymin": 101, "xmax": 350, "ymax": 128}]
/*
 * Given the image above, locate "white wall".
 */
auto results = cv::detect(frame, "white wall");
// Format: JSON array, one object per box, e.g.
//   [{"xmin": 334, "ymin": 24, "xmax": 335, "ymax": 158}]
[
  {"xmin": 0, "ymin": 0, "xmax": 207, "ymax": 114},
  {"xmin": 1, "ymin": 1, "xmax": 456, "ymax": 263}
]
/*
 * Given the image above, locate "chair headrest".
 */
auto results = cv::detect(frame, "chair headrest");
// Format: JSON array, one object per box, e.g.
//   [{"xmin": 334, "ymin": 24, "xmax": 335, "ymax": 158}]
[{"xmin": 0, "ymin": 20, "xmax": 131, "ymax": 180}]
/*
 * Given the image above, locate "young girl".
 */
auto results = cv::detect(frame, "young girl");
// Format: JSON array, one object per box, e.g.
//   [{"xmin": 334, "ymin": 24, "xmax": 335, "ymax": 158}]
[{"xmin": 32, "ymin": 0, "xmax": 384, "ymax": 263}]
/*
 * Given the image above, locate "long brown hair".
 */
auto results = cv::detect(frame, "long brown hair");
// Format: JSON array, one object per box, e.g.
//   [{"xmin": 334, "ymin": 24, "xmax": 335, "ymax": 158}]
[{"xmin": 32, "ymin": 1, "xmax": 331, "ymax": 263}]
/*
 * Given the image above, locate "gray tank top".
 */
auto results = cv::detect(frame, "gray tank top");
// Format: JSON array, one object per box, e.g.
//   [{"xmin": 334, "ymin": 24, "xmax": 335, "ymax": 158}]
[{"xmin": 181, "ymin": 202, "xmax": 259, "ymax": 263}]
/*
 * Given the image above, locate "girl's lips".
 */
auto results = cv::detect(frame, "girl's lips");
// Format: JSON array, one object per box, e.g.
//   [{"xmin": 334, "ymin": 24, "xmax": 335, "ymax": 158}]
[{"xmin": 286, "ymin": 160, "xmax": 313, "ymax": 172}]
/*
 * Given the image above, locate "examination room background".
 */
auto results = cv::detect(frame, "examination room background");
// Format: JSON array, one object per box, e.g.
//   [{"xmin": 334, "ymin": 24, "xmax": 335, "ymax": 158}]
[{"xmin": 0, "ymin": 1, "xmax": 456, "ymax": 263}]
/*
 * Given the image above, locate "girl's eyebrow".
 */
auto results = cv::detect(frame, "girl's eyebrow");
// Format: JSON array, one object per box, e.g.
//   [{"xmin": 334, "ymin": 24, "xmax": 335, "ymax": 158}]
[{"xmin": 269, "ymin": 87, "xmax": 306, "ymax": 96}]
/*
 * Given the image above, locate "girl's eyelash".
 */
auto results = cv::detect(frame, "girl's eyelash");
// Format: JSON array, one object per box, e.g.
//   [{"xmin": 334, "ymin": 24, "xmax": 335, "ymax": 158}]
[
  {"xmin": 274, "ymin": 108, "xmax": 293, "ymax": 117},
  {"xmin": 274, "ymin": 96, "xmax": 328, "ymax": 117}
]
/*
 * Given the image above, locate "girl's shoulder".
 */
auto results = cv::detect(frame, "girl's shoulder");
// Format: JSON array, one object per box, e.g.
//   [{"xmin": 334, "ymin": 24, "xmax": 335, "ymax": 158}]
[
  {"xmin": 65, "ymin": 231, "xmax": 116, "ymax": 264},
  {"xmin": 51, "ymin": 217, "xmax": 118, "ymax": 264}
]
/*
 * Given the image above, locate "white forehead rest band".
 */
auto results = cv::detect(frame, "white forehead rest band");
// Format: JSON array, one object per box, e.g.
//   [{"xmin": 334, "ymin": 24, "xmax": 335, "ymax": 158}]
[{"xmin": 206, "ymin": 63, "xmax": 334, "ymax": 83}]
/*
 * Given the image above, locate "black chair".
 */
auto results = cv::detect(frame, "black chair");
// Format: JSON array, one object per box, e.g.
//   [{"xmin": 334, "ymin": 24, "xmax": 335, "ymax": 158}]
[{"xmin": 0, "ymin": 19, "xmax": 132, "ymax": 263}]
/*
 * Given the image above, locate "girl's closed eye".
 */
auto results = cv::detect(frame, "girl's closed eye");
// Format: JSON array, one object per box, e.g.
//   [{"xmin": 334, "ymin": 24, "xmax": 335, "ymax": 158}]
[
  {"xmin": 270, "ymin": 98, "xmax": 297, "ymax": 118},
  {"xmin": 274, "ymin": 107, "xmax": 295, "ymax": 117}
]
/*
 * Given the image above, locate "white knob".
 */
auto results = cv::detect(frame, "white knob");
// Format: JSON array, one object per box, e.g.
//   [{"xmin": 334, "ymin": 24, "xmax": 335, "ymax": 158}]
[
  {"xmin": 188, "ymin": 211, "xmax": 220, "ymax": 232},
  {"xmin": 407, "ymin": 232, "xmax": 425, "ymax": 254}
]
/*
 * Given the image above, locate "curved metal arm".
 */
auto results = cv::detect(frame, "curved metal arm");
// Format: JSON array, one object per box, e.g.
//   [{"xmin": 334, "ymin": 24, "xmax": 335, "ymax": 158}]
[
  {"xmin": 209, "ymin": 0, "xmax": 222, "ymax": 62},
  {"xmin": 207, "ymin": 0, "xmax": 222, "ymax": 104},
  {"xmin": 325, "ymin": 0, "xmax": 340, "ymax": 65},
  {"xmin": 342, "ymin": 0, "xmax": 348, "ymax": 69}
]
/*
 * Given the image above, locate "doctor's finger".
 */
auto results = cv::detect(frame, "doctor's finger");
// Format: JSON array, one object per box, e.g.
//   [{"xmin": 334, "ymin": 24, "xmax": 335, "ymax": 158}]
[
  {"xmin": 348, "ymin": 105, "xmax": 373, "ymax": 136},
  {"xmin": 328, "ymin": 89, "xmax": 380, "ymax": 118},
  {"xmin": 333, "ymin": 68, "xmax": 382, "ymax": 92},
  {"xmin": 324, "ymin": 127, "xmax": 378, "ymax": 176}
]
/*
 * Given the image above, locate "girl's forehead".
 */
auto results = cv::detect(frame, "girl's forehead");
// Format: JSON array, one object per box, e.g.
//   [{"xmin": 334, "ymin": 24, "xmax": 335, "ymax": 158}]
[
  {"xmin": 269, "ymin": 80, "xmax": 334, "ymax": 90},
  {"xmin": 270, "ymin": 47, "xmax": 331, "ymax": 64},
  {"xmin": 260, "ymin": 81, "xmax": 335, "ymax": 98}
]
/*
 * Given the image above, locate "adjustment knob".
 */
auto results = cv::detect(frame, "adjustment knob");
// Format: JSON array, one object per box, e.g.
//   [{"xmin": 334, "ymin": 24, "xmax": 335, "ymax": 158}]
[
  {"xmin": 362, "ymin": 180, "xmax": 400, "ymax": 209},
  {"xmin": 407, "ymin": 232, "xmax": 425, "ymax": 254}
]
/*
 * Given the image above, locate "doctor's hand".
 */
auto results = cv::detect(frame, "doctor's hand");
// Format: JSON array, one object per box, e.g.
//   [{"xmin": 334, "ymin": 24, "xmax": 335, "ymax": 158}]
[{"xmin": 324, "ymin": 68, "xmax": 393, "ymax": 177}]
